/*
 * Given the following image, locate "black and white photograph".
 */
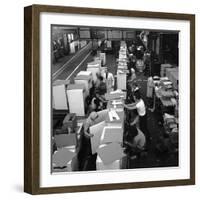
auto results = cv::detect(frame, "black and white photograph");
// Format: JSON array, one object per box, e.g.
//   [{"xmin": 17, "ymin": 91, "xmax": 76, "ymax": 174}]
[{"xmin": 51, "ymin": 25, "xmax": 179, "ymax": 173}]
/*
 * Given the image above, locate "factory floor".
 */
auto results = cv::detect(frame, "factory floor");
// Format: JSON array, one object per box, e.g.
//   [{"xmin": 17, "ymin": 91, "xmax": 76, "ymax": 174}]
[{"xmin": 53, "ymin": 49, "xmax": 178, "ymax": 171}]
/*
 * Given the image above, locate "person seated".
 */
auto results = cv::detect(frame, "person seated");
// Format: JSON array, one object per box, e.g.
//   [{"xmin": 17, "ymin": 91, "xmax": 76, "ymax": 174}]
[{"xmin": 124, "ymin": 124, "xmax": 146, "ymax": 159}]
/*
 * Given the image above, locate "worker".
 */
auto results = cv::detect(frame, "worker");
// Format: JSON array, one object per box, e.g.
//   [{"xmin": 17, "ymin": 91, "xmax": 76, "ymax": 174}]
[
  {"xmin": 84, "ymin": 111, "xmax": 99, "ymax": 138},
  {"xmin": 78, "ymin": 111, "xmax": 100, "ymax": 170},
  {"xmin": 124, "ymin": 124, "xmax": 146, "ymax": 159},
  {"xmin": 102, "ymin": 67, "xmax": 115, "ymax": 93},
  {"xmin": 131, "ymin": 82, "xmax": 140, "ymax": 97},
  {"xmin": 97, "ymin": 75, "xmax": 107, "ymax": 95},
  {"xmin": 149, "ymin": 82, "xmax": 162, "ymax": 112},
  {"xmin": 124, "ymin": 92, "xmax": 150, "ymax": 145},
  {"xmin": 82, "ymin": 111, "xmax": 99, "ymax": 157}
]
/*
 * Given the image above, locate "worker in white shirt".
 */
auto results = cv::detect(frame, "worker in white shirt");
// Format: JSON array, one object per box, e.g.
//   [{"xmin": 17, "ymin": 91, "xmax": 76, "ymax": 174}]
[
  {"xmin": 124, "ymin": 92, "xmax": 150, "ymax": 144},
  {"xmin": 102, "ymin": 67, "xmax": 115, "ymax": 93}
]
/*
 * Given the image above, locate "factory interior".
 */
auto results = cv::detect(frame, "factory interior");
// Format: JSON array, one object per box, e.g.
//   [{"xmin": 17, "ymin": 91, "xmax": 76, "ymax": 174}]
[{"xmin": 51, "ymin": 26, "xmax": 179, "ymax": 173}]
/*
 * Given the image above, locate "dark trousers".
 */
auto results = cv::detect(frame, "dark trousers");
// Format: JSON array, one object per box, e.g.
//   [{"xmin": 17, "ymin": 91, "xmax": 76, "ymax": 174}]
[
  {"xmin": 139, "ymin": 114, "xmax": 150, "ymax": 145},
  {"xmin": 78, "ymin": 134, "xmax": 92, "ymax": 170}
]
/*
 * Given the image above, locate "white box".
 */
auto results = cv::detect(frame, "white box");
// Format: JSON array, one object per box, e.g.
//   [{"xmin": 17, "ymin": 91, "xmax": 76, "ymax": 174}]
[
  {"xmin": 52, "ymin": 152, "xmax": 78, "ymax": 172},
  {"xmin": 96, "ymin": 155, "xmax": 121, "ymax": 170},
  {"xmin": 100, "ymin": 126, "xmax": 123, "ymax": 144},
  {"xmin": 67, "ymin": 84, "xmax": 86, "ymax": 116},
  {"xmin": 53, "ymin": 80, "xmax": 70, "ymax": 110},
  {"xmin": 77, "ymin": 70, "xmax": 92, "ymax": 77},
  {"xmin": 74, "ymin": 74, "xmax": 92, "ymax": 96}
]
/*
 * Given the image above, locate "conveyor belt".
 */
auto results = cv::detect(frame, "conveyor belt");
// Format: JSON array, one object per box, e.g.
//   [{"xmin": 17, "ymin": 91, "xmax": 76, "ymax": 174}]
[{"xmin": 53, "ymin": 42, "xmax": 94, "ymax": 81}]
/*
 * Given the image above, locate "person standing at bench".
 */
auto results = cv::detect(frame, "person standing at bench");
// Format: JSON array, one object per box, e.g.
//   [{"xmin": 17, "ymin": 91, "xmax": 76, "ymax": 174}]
[{"xmin": 124, "ymin": 92, "xmax": 150, "ymax": 146}]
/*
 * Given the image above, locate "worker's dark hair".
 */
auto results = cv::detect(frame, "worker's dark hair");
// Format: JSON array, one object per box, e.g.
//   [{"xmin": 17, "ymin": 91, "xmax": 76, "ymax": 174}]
[
  {"xmin": 99, "ymin": 76, "xmax": 104, "ymax": 81},
  {"xmin": 134, "ymin": 91, "xmax": 141, "ymax": 100}
]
